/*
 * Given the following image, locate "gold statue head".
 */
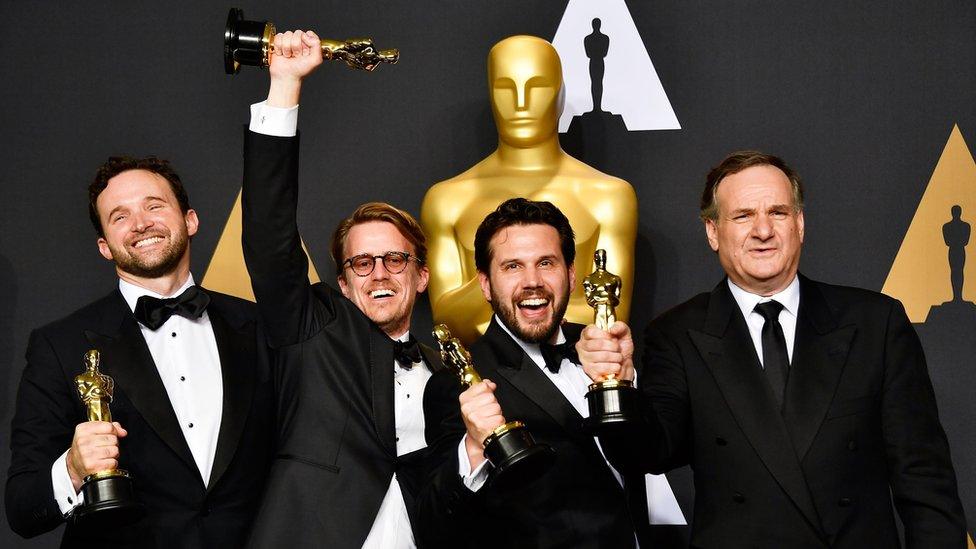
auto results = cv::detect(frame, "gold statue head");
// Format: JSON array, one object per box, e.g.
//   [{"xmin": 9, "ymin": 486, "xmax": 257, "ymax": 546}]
[
  {"xmin": 84, "ymin": 349, "xmax": 100, "ymax": 371},
  {"xmin": 487, "ymin": 35, "xmax": 563, "ymax": 148}
]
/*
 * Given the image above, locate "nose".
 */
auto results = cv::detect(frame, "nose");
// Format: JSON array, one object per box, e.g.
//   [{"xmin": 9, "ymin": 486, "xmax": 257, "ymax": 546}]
[
  {"xmin": 370, "ymin": 256, "xmax": 390, "ymax": 280},
  {"xmin": 131, "ymin": 212, "xmax": 153, "ymax": 232},
  {"xmin": 515, "ymin": 84, "xmax": 528, "ymax": 111},
  {"xmin": 521, "ymin": 265, "xmax": 542, "ymax": 288},
  {"xmin": 752, "ymin": 213, "xmax": 773, "ymax": 240}
]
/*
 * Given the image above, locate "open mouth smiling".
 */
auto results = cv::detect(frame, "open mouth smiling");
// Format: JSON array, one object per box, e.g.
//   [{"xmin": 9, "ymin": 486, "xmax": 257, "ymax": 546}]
[
  {"xmin": 369, "ymin": 288, "xmax": 396, "ymax": 300},
  {"xmin": 131, "ymin": 235, "xmax": 165, "ymax": 249}
]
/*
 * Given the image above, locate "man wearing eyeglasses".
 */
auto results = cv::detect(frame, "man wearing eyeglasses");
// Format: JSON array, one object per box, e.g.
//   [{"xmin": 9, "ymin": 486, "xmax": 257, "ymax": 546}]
[{"xmin": 238, "ymin": 30, "xmax": 443, "ymax": 548}]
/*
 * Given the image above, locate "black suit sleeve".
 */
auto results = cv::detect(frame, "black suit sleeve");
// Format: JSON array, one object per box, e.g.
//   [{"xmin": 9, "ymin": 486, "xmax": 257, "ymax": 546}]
[
  {"xmin": 242, "ymin": 129, "xmax": 332, "ymax": 348},
  {"xmin": 599, "ymin": 323, "xmax": 691, "ymax": 475},
  {"xmin": 416, "ymin": 370, "xmax": 481, "ymax": 548},
  {"xmin": 5, "ymin": 329, "xmax": 80, "ymax": 538},
  {"xmin": 880, "ymin": 301, "xmax": 967, "ymax": 547}
]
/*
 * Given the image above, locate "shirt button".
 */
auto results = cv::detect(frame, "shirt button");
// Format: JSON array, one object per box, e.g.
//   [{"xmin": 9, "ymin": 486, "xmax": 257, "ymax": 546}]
[
  {"xmin": 171, "ymin": 332, "xmax": 177, "ymax": 338},
  {"xmin": 188, "ymin": 423, "xmax": 194, "ymax": 428},
  {"xmin": 67, "ymin": 497, "xmax": 73, "ymax": 504},
  {"xmin": 180, "ymin": 376, "xmax": 186, "ymax": 381}
]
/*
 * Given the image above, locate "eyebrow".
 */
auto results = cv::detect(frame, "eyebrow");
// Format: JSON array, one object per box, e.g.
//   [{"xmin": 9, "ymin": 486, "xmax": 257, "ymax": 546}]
[{"xmin": 105, "ymin": 196, "xmax": 169, "ymax": 220}]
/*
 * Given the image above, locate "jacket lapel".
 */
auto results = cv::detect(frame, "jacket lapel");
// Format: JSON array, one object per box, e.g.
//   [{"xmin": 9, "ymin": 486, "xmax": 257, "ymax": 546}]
[
  {"xmin": 689, "ymin": 281, "xmax": 823, "ymax": 536},
  {"xmin": 479, "ymin": 319, "xmax": 586, "ymax": 440},
  {"xmin": 782, "ymin": 276, "xmax": 856, "ymax": 460},
  {"xmin": 205, "ymin": 294, "xmax": 256, "ymax": 492},
  {"xmin": 84, "ymin": 290, "xmax": 198, "ymax": 476},
  {"xmin": 370, "ymin": 327, "xmax": 397, "ymax": 456},
  {"xmin": 419, "ymin": 341, "xmax": 445, "ymax": 373}
]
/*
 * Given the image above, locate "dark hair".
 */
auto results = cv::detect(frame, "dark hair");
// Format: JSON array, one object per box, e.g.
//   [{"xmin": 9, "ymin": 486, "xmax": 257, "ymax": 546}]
[
  {"xmin": 474, "ymin": 198, "xmax": 576, "ymax": 272},
  {"xmin": 700, "ymin": 150, "xmax": 803, "ymax": 221},
  {"xmin": 88, "ymin": 156, "xmax": 191, "ymax": 237},
  {"xmin": 330, "ymin": 202, "xmax": 428, "ymax": 275}
]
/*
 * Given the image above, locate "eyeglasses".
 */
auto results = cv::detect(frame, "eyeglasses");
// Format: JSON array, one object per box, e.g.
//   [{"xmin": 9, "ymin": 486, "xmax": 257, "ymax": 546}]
[{"xmin": 342, "ymin": 251, "xmax": 423, "ymax": 277}]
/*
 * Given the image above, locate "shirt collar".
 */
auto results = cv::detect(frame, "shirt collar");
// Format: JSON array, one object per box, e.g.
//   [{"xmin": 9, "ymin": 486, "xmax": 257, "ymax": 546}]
[
  {"xmin": 118, "ymin": 274, "xmax": 196, "ymax": 314},
  {"xmin": 494, "ymin": 314, "xmax": 565, "ymax": 370},
  {"xmin": 727, "ymin": 275, "xmax": 800, "ymax": 321}
]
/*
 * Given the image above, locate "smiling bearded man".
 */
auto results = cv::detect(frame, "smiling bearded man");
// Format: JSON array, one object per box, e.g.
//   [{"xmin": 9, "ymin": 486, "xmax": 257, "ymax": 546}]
[{"xmin": 415, "ymin": 198, "xmax": 648, "ymax": 549}]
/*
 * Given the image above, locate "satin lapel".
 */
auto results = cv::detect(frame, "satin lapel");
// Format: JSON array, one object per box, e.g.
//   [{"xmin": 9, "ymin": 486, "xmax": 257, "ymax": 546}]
[
  {"xmin": 370, "ymin": 327, "xmax": 397, "ymax": 456},
  {"xmin": 480, "ymin": 320, "xmax": 585, "ymax": 439},
  {"xmin": 689, "ymin": 281, "xmax": 822, "ymax": 536},
  {"xmin": 206, "ymin": 303, "xmax": 255, "ymax": 492},
  {"xmin": 84, "ymin": 292, "xmax": 197, "ymax": 475},
  {"xmin": 782, "ymin": 278, "xmax": 856, "ymax": 460},
  {"xmin": 419, "ymin": 342, "xmax": 445, "ymax": 373}
]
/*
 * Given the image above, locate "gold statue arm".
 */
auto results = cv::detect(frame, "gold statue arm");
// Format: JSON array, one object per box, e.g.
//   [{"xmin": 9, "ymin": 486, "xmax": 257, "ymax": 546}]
[
  {"xmin": 422, "ymin": 189, "xmax": 491, "ymax": 345},
  {"xmin": 589, "ymin": 182, "xmax": 638, "ymax": 325}
]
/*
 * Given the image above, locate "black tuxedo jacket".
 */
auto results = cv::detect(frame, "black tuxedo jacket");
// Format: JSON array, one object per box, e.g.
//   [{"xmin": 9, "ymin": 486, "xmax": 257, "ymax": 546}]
[
  {"xmin": 241, "ymin": 130, "xmax": 444, "ymax": 548},
  {"xmin": 417, "ymin": 318, "xmax": 641, "ymax": 549},
  {"xmin": 601, "ymin": 275, "xmax": 966, "ymax": 548},
  {"xmin": 5, "ymin": 288, "xmax": 276, "ymax": 548}
]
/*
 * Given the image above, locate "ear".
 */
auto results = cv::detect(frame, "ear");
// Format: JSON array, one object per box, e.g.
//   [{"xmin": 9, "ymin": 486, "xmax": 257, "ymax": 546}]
[
  {"xmin": 97, "ymin": 237, "xmax": 114, "ymax": 261},
  {"xmin": 184, "ymin": 209, "xmax": 199, "ymax": 237},
  {"xmin": 796, "ymin": 210, "xmax": 805, "ymax": 243},
  {"xmin": 567, "ymin": 262, "xmax": 576, "ymax": 293},
  {"xmin": 705, "ymin": 219, "xmax": 720, "ymax": 252},
  {"xmin": 478, "ymin": 271, "xmax": 492, "ymax": 302},
  {"xmin": 415, "ymin": 265, "xmax": 430, "ymax": 293},
  {"xmin": 337, "ymin": 274, "xmax": 351, "ymax": 298}
]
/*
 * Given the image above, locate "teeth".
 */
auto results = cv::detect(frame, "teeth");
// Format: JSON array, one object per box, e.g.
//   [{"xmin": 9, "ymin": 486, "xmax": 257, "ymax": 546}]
[
  {"xmin": 370, "ymin": 289, "xmax": 395, "ymax": 298},
  {"xmin": 134, "ymin": 236, "xmax": 163, "ymax": 248},
  {"xmin": 519, "ymin": 298, "xmax": 548, "ymax": 307}
]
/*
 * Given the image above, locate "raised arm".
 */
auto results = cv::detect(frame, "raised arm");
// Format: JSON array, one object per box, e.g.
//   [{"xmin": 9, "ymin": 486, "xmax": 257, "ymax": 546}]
[{"xmin": 241, "ymin": 30, "xmax": 324, "ymax": 348}]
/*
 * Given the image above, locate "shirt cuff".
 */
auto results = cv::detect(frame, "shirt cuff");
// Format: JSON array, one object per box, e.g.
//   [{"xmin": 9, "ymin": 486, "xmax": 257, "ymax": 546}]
[
  {"xmin": 51, "ymin": 450, "xmax": 83, "ymax": 516},
  {"xmin": 249, "ymin": 100, "xmax": 299, "ymax": 137},
  {"xmin": 456, "ymin": 435, "xmax": 491, "ymax": 492}
]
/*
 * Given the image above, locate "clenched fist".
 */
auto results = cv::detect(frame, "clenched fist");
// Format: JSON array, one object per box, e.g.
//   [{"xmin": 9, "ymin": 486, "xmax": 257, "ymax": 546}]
[
  {"xmin": 66, "ymin": 421, "xmax": 127, "ymax": 492},
  {"xmin": 459, "ymin": 380, "xmax": 505, "ymax": 469}
]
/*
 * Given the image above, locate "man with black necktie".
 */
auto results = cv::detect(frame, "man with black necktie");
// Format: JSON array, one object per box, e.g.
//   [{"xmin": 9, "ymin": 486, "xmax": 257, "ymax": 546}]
[
  {"xmin": 579, "ymin": 151, "xmax": 967, "ymax": 547},
  {"xmin": 5, "ymin": 157, "xmax": 276, "ymax": 548},
  {"xmin": 240, "ymin": 30, "xmax": 443, "ymax": 548},
  {"xmin": 417, "ymin": 198, "xmax": 648, "ymax": 548}
]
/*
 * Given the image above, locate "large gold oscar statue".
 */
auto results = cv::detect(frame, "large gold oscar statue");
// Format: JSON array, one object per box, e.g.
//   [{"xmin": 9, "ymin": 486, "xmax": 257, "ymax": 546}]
[{"xmin": 421, "ymin": 35, "xmax": 638, "ymax": 344}]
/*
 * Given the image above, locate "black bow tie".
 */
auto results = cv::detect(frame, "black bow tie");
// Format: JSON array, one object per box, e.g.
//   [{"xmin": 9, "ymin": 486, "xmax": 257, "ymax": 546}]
[
  {"xmin": 539, "ymin": 341, "xmax": 579, "ymax": 374},
  {"xmin": 393, "ymin": 336, "xmax": 422, "ymax": 369},
  {"xmin": 134, "ymin": 285, "xmax": 210, "ymax": 330}
]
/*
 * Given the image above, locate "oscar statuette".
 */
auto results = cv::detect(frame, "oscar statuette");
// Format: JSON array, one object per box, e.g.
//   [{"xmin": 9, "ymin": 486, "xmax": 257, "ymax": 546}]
[
  {"xmin": 582, "ymin": 249, "xmax": 640, "ymax": 432},
  {"xmin": 71, "ymin": 350, "xmax": 144, "ymax": 526},
  {"xmin": 223, "ymin": 7, "xmax": 399, "ymax": 74},
  {"xmin": 433, "ymin": 324, "xmax": 554, "ymax": 488}
]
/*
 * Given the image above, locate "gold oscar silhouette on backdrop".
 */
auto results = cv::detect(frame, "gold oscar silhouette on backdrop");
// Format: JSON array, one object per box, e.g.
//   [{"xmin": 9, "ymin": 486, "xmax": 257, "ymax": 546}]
[{"xmin": 421, "ymin": 35, "xmax": 638, "ymax": 344}]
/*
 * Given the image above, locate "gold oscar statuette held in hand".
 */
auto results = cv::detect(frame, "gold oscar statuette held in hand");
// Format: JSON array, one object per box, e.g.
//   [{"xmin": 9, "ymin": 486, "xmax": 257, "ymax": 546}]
[
  {"xmin": 71, "ymin": 350, "xmax": 144, "ymax": 525},
  {"xmin": 582, "ymin": 250, "xmax": 640, "ymax": 432},
  {"xmin": 223, "ymin": 7, "xmax": 399, "ymax": 75},
  {"xmin": 433, "ymin": 324, "xmax": 554, "ymax": 488}
]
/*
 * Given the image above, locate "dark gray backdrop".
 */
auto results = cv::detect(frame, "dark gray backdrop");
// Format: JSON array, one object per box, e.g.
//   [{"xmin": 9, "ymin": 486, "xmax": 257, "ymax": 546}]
[{"xmin": 2, "ymin": 1, "xmax": 973, "ymax": 546}]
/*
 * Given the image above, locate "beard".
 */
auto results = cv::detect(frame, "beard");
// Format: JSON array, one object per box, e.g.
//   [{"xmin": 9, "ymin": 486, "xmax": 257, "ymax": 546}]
[
  {"xmin": 111, "ymin": 229, "xmax": 189, "ymax": 279},
  {"xmin": 489, "ymin": 284, "xmax": 570, "ymax": 344}
]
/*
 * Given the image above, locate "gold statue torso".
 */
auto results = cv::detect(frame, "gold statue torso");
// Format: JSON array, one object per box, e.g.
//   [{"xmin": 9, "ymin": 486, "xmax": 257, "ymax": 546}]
[
  {"xmin": 75, "ymin": 350, "xmax": 114, "ymax": 423},
  {"xmin": 422, "ymin": 36, "xmax": 637, "ymax": 344}
]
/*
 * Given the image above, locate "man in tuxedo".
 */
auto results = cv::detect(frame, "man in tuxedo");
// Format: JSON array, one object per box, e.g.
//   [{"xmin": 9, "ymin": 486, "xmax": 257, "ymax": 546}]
[
  {"xmin": 417, "ymin": 198, "xmax": 647, "ymax": 548},
  {"xmin": 240, "ymin": 30, "xmax": 442, "ymax": 548},
  {"xmin": 579, "ymin": 151, "xmax": 967, "ymax": 547},
  {"xmin": 5, "ymin": 156, "xmax": 276, "ymax": 547}
]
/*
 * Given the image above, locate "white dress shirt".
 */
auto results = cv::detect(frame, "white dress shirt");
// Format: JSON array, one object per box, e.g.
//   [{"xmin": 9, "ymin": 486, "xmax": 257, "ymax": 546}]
[
  {"xmin": 727, "ymin": 275, "xmax": 801, "ymax": 366},
  {"xmin": 51, "ymin": 274, "xmax": 224, "ymax": 515},
  {"xmin": 250, "ymin": 102, "xmax": 429, "ymax": 548}
]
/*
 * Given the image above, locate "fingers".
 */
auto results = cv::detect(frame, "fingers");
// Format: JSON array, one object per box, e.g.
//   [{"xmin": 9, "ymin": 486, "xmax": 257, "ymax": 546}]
[
  {"xmin": 608, "ymin": 321, "xmax": 633, "ymax": 340},
  {"xmin": 459, "ymin": 380, "xmax": 506, "ymax": 443},
  {"xmin": 301, "ymin": 30, "xmax": 319, "ymax": 49},
  {"xmin": 68, "ymin": 421, "xmax": 124, "ymax": 483},
  {"xmin": 274, "ymin": 30, "xmax": 320, "ymax": 58}
]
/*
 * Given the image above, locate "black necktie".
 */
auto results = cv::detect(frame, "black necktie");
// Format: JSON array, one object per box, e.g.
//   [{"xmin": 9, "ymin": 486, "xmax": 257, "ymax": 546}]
[
  {"xmin": 393, "ymin": 336, "xmax": 422, "ymax": 368},
  {"xmin": 754, "ymin": 300, "xmax": 790, "ymax": 410},
  {"xmin": 134, "ymin": 285, "xmax": 210, "ymax": 330},
  {"xmin": 539, "ymin": 341, "xmax": 579, "ymax": 374}
]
